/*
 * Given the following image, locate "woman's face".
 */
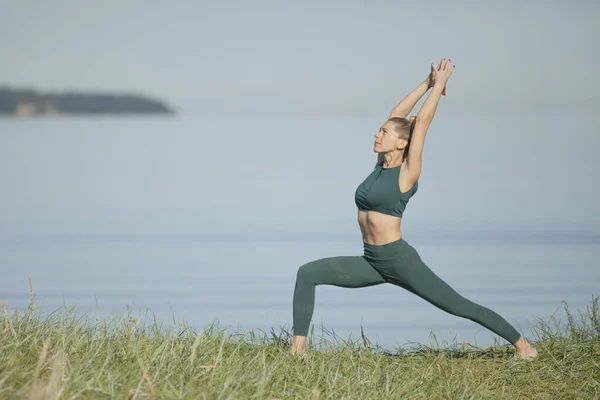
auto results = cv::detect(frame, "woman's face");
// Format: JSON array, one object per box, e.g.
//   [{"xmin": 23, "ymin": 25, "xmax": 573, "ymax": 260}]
[{"xmin": 374, "ymin": 121, "xmax": 406, "ymax": 153}]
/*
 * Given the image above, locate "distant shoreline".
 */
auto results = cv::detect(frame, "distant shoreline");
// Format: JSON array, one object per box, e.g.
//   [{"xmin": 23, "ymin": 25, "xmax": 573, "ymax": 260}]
[{"xmin": 0, "ymin": 86, "xmax": 175, "ymax": 116}]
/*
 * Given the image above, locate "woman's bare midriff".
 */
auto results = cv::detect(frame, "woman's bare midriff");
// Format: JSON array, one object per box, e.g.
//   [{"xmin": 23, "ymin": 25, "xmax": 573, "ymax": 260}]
[{"xmin": 357, "ymin": 210, "xmax": 402, "ymax": 245}]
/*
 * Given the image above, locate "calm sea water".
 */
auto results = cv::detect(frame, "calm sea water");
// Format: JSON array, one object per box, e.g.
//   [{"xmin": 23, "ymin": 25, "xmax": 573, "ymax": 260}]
[
  {"xmin": 1, "ymin": 114, "xmax": 599, "ymax": 350},
  {"xmin": 1, "ymin": 234, "xmax": 598, "ymax": 350}
]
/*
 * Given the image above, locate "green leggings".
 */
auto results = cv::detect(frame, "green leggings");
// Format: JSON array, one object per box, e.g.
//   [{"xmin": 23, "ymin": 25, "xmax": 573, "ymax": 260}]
[{"xmin": 292, "ymin": 238, "xmax": 521, "ymax": 344}]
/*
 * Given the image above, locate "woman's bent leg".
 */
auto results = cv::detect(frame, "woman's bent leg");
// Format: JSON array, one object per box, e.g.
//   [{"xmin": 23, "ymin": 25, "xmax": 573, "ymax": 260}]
[
  {"xmin": 292, "ymin": 255, "xmax": 386, "ymax": 337},
  {"xmin": 382, "ymin": 240, "xmax": 522, "ymax": 345}
]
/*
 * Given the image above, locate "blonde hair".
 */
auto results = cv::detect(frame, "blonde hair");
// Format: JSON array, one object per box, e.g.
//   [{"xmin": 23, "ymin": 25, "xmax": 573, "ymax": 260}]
[{"xmin": 387, "ymin": 116, "xmax": 416, "ymax": 163}]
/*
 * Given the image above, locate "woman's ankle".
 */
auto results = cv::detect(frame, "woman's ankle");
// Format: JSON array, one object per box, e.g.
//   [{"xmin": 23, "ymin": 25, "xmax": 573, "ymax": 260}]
[
  {"xmin": 513, "ymin": 336, "xmax": 536, "ymax": 353},
  {"xmin": 290, "ymin": 335, "xmax": 307, "ymax": 354}
]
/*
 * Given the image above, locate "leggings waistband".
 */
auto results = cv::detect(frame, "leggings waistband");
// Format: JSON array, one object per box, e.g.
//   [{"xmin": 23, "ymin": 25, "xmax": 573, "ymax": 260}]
[{"xmin": 362, "ymin": 238, "xmax": 407, "ymax": 261}]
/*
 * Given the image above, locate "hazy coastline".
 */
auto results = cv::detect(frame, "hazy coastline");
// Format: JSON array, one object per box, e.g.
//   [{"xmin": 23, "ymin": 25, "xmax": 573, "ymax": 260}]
[{"xmin": 0, "ymin": 86, "xmax": 175, "ymax": 116}]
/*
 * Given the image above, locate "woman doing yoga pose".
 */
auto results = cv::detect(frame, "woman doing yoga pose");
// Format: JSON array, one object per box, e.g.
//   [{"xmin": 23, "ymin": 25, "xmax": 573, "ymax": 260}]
[{"xmin": 290, "ymin": 59, "xmax": 538, "ymax": 359}]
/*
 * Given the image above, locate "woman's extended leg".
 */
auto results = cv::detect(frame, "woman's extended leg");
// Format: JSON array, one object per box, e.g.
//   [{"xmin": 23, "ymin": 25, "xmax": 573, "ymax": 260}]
[
  {"xmin": 291, "ymin": 255, "xmax": 386, "ymax": 353},
  {"xmin": 371, "ymin": 239, "xmax": 536, "ymax": 356}
]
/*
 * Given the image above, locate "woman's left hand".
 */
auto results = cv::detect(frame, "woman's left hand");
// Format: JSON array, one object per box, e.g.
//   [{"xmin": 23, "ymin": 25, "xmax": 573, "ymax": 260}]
[
  {"xmin": 430, "ymin": 58, "xmax": 455, "ymax": 95},
  {"xmin": 426, "ymin": 59, "xmax": 448, "ymax": 96}
]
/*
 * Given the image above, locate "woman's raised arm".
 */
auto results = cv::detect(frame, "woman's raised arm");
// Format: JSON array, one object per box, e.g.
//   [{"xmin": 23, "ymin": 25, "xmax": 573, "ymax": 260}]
[
  {"xmin": 404, "ymin": 59, "xmax": 455, "ymax": 184},
  {"xmin": 389, "ymin": 60, "xmax": 446, "ymax": 119},
  {"xmin": 388, "ymin": 80, "xmax": 430, "ymax": 119}
]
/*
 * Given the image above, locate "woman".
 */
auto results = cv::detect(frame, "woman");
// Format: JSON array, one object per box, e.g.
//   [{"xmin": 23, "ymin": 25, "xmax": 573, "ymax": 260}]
[{"xmin": 289, "ymin": 59, "xmax": 538, "ymax": 359}]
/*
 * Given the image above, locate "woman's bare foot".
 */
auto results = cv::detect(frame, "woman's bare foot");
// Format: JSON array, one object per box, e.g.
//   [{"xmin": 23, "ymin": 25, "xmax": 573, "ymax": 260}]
[
  {"xmin": 513, "ymin": 336, "xmax": 538, "ymax": 358},
  {"xmin": 289, "ymin": 335, "xmax": 307, "ymax": 355}
]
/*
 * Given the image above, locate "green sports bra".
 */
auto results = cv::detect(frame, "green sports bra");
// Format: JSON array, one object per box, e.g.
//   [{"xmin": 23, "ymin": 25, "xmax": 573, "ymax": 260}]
[{"xmin": 354, "ymin": 164, "xmax": 418, "ymax": 218}]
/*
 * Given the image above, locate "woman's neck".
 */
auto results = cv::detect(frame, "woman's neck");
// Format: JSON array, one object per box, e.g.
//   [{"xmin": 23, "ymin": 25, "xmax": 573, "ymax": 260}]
[{"xmin": 381, "ymin": 153, "xmax": 403, "ymax": 168}]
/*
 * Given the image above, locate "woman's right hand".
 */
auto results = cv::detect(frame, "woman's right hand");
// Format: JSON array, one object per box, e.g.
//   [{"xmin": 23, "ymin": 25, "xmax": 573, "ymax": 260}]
[
  {"xmin": 426, "ymin": 59, "xmax": 446, "ymax": 95},
  {"xmin": 430, "ymin": 58, "xmax": 455, "ymax": 94}
]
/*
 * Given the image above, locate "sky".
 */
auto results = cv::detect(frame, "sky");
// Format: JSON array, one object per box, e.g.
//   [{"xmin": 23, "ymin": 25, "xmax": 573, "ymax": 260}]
[
  {"xmin": 1, "ymin": 1, "xmax": 599, "ymax": 238},
  {"xmin": 1, "ymin": 1, "xmax": 599, "ymax": 117}
]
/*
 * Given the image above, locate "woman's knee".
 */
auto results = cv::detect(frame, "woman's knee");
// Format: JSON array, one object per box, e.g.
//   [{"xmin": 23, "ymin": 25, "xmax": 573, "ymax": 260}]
[
  {"xmin": 408, "ymin": 271, "xmax": 474, "ymax": 317},
  {"xmin": 434, "ymin": 292, "xmax": 481, "ymax": 319},
  {"xmin": 296, "ymin": 260, "xmax": 321, "ymax": 282}
]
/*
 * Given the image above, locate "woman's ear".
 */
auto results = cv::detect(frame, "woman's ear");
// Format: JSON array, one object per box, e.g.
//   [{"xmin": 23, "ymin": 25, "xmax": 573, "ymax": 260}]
[
  {"xmin": 408, "ymin": 115, "xmax": 416, "ymax": 124},
  {"xmin": 397, "ymin": 137, "xmax": 409, "ymax": 151}
]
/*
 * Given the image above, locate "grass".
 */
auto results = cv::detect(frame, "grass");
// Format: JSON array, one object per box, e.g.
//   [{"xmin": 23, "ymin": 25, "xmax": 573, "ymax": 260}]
[{"xmin": 0, "ymin": 282, "xmax": 599, "ymax": 399}]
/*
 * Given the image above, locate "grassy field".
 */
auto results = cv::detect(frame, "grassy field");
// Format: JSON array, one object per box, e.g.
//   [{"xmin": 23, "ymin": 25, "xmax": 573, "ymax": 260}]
[{"xmin": 0, "ymin": 287, "xmax": 598, "ymax": 399}]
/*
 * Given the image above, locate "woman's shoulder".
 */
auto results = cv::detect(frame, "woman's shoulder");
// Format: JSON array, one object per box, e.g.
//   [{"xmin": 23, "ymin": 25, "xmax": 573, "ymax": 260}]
[{"xmin": 399, "ymin": 161, "xmax": 418, "ymax": 195}]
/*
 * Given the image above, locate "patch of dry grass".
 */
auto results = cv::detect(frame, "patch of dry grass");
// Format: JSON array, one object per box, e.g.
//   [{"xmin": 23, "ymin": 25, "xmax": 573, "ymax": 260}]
[{"xmin": 0, "ymin": 286, "xmax": 598, "ymax": 399}]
